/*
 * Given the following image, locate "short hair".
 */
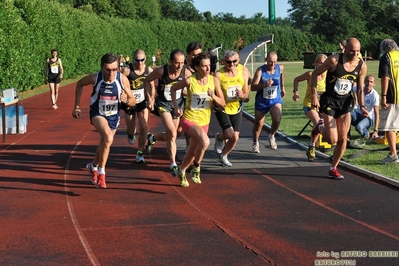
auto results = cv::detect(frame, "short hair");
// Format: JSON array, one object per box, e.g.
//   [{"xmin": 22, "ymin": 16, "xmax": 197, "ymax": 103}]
[
  {"xmin": 100, "ymin": 53, "xmax": 118, "ymax": 67},
  {"xmin": 192, "ymin": 52, "xmax": 210, "ymax": 68},
  {"xmin": 169, "ymin": 49, "xmax": 185, "ymax": 62},
  {"xmin": 51, "ymin": 49, "xmax": 58, "ymax": 53},
  {"xmin": 133, "ymin": 49, "xmax": 145, "ymax": 58},
  {"xmin": 380, "ymin": 39, "xmax": 399, "ymax": 54},
  {"xmin": 314, "ymin": 54, "xmax": 327, "ymax": 64},
  {"xmin": 186, "ymin": 42, "xmax": 202, "ymax": 55},
  {"xmin": 222, "ymin": 49, "xmax": 237, "ymax": 58}
]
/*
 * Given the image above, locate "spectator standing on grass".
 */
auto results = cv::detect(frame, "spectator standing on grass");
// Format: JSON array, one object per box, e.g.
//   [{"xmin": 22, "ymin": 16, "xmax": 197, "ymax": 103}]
[
  {"xmin": 308, "ymin": 38, "xmax": 367, "ymax": 179},
  {"xmin": 121, "ymin": 49, "xmax": 154, "ymax": 163},
  {"xmin": 251, "ymin": 52, "xmax": 285, "ymax": 153},
  {"xmin": 213, "ymin": 50, "xmax": 249, "ymax": 166},
  {"xmin": 293, "ymin": 54, "xmax": 327, "ymax": 161},
  {"xmin": 152, "ymin": 55, "xmax": 156, "ymax": 67},
  {"xmin": 378, "ymin": 38, "xmax": 399, "ymax": 164},
  {"xmin": 72, "ymin": 53, "xmax": 136, "ymax": 188},
  {"xmin": 350, "ymin": 75, "xmax": 380, "ymax": 145},
  {"xmin": 118, "ymin": 54, "xmax": 126, "ymax": 71},
  {"xmin": 46, "ymin": 49, "xmax": 64, "ymax": 110},
  {"xmin": 171, "ymin": 53, "xmax": 225, "ymax": 187}
]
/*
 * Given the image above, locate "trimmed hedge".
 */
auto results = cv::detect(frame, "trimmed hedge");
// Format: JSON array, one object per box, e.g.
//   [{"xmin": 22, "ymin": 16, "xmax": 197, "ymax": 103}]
[{"xmin": 0, "ymin": 0, "xmax": 334, "ymax": 92}]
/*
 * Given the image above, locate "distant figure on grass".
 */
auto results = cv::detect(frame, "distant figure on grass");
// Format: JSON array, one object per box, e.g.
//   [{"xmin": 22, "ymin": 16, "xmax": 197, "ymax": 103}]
[
  {"xmin": 171, "ymin": 53, "xmax": 225, "ymax": 187},
  {"xmin": 46, "ymin": 49, "xmax": 64, "ymax": 110},
  {"xmin": 308, "ymin": 38, "xmax": 367, "ymax": 179},
  {"xmin": 251, "ymin": 52, "xmax": 285, "ymax": 153},
  {"xmin": 72, "ymin": 53, "xmax": 136, "ymax": 188},
  {"xmin": 121, "ymin": 49, "xmax": 154, "ymax": 163},
  {"xmin": 378, "ymin": 38, "xmax": 399, "ymax": 164},
  {"xmin": 144, "ymin": 49, "xmax": 192, "ymax": 177},
  {"xmin": 213, "ymin": 49, "xmax": 249, "ymax": 167},
  {"xmin": 292, "ymin": 54, "xmax": 327, "ymax": 161}
]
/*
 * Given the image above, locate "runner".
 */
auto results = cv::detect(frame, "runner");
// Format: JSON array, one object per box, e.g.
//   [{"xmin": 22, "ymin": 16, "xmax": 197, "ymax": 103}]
[
  {"xmin": 45, "ymin": 49, "xmax": 64, "ymax": 110},
  {"xmin": 213, "ymin": 50, "xmax": 249, "ymax": 166},
  {"xmin": 144, "ymin": 49, "xmax": 192, "ymax": 176},
  {"xmin": 121, "ymin": 49, "xmax": 154, "ymax": 163},
  {"xmin": 171, "ymin": 52, "xmax": 225, "ymax": 187},
  {"xmin": 72, "ymin": 53, "xmax": 136, "ymax": 188},
  {"xmin": 251, "ymin": 52, "xmax": 285, "ymax": 153}
]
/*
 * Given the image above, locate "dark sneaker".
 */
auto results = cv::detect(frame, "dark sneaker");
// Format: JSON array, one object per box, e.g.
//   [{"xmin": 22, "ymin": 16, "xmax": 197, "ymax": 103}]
[
  {"xmin": 135, "ymin": 152, "xmax": 145, "ymax": 163},
  {"xmin": 306, "ymin": 146, "xmax": 316, "ymax": 161},
  {"xmin": 145, "ymin": 133, "xmax": 156, "ymax": 152},
  {"xmin": 171, "ymin": 165, "xmax": 178, "ymax": 177},
  {"xmin": 379, "ymin": 154, "xmax": 399, "ymax": 164},
  {"xmin": 328, "ymin": 168, "xmax": 344, "ymax": 180},
  {"xmin": 86, "ymin": 163, "xmax": 98, "ymax": 184},
  {"xmin": 127, "ymin": 134, "xmax": 136, "ymax": 145}
]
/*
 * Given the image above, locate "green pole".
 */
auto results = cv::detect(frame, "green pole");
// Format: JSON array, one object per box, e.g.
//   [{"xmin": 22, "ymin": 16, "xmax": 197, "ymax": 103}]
[{"xmin": 269, "ymin": 0, "xmax": 275, "ymax": 25}]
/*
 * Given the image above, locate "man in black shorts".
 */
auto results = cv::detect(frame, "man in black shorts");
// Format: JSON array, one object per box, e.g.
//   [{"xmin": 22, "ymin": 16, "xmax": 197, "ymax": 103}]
[{"xmin": 308, "ymin": 37, "xmax": 367, "ymax": 179}]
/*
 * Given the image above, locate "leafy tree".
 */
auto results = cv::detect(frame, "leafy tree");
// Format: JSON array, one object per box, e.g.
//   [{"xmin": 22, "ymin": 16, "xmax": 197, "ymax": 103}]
[{"xmin": 159, "ymin": 0, "xmax": 203, "ymax": 21}]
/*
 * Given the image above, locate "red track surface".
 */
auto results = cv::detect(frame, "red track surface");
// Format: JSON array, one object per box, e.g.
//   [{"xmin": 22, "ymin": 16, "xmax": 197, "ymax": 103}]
[{"xmin": 1, "ymin": 83, "xmax": 399, "ymax": 265}]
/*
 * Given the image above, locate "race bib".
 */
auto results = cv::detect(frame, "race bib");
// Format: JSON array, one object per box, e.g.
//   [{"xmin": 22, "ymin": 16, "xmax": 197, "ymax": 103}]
[
  {"xmin": 133, "ymin": 88, "xmax": 145, "ymax": 104},
  {"xmin": 334, "ymin": 78, "xmax": 352, "ymax": 95},
  {"xmin": 164, "ymin": 85, "xmax": 182, "ymax": 101},
  {"xmin": 99, "ymin": 99, "xmax": 118, "ymax": 116},
  {"xmin": 226, "ymin": 85, "xmax": 242, "ymax": 101},
  {"xmin": 51, "ymin": 66, "xmax": 59, "ymax": 74},
  {"xmin": 190, "ymin": 93, "xmax": 211, "ymax": 110},
  {"xmin": 263, "ymin": 85, "xmax": 278, "ymax": 99}
]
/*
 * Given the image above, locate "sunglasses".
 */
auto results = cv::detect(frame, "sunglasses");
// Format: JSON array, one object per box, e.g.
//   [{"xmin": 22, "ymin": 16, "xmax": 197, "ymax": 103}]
[
  {"xmin": 225, "ymin": 59, "xmax": 238, "ymax": 65},
  {"xmin": 135, "ymin": 58, "xmax": 145, "ymax": 62},
  {"xmin": 104, "ymin": 68, "xmax": 118, "ymax": 73}
]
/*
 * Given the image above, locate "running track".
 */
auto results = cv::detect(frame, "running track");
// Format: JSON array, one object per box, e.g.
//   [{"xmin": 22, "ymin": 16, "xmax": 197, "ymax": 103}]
[{"xmin": 1, "ymin": 83, "xmax": 398, "ymax": 265}]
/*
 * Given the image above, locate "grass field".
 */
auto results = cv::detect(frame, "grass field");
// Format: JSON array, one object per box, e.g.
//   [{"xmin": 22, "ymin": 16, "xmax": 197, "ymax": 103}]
[
  {"xmin": 243, "ymin": 60, "xmax": 399, "ymax": 181},
  {"xmin": 19, "ymin": 60, "xmax": 398, "ymax": 180}
]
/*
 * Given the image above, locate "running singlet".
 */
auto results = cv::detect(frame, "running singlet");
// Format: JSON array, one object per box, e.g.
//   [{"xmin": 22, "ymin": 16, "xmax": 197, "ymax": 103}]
[
  {"xmin": 303, "ymin": 71, "xmax": 327, "ymax": 108},
  {"xmin": 325, "ymin": 53, "xmax": 363, "ymax": 98},
  {"xmin": 156, "ymin": 64, "xmax": 186, "ymax": 102},
  {"xmin": 219, "ymin": 65, "xmax": 246, "ymax": 115},
  {"xmin": 48, "ymin": 58, "xmax": 61, "ymax": 75},
  {"xmin": 183, "ymin": 75, "xmax": 215, "ymax": 126},
  {"xmin": 126, "ymin": 64, "xmax": 149, "ymax": 104},
  {"xmin": 255, "ymin": 64, "xmax": 282, "ymax": 103},
  {"xmin": 90, "ymin": 71, "xmax": 124, "ymax": 118}
]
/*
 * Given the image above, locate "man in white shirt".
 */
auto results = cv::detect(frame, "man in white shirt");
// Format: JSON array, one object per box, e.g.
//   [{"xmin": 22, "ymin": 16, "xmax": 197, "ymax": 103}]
[{"xmin": 351, "ymin": 75, "xmax": 380, "ymax": 143}]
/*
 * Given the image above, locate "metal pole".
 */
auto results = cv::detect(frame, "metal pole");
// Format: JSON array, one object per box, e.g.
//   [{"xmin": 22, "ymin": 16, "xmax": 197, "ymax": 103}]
[{"xmin": 269, "ymin": 0, "xmax": 275, "ymax": 25}]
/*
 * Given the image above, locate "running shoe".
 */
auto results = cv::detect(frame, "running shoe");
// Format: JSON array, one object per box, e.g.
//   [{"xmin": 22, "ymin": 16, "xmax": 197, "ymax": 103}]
[
  {"xmin": 269, "ymin": 136, "xmax": 277, "ymax": 150},
  {"xmin": 311, "ymin": 119, "xmax": 323, "ymax": 139},
  {"xmin": 171, "ymin": 165, "xmax": 178, "ymax": 177},
  {"xmin": 218, "ymin": 154, "xmax": 232, "ymax": 167},
  {"xmin": 328, "ymin": 168, "xmax": 344, "ymax": 180},
  {"xmin": 306, "ymin": 146, "xmax": 316, "ymax": 162},
  {"xmin": 145, "ymin": 133, "xmax": 156, "ymax": 152},
  {"xmin": 135, "ymin": 152, "xmax": 145, "ymax": 163},
  {"xmin": 127, "ymin": 134, "xmax": 136, "ymax": 145},
  {"xmin": 190, "ymin": 167, "xmax": 201, "ymax": 184},
  {"xmin": 379, "ymin": 154, "xmax": 399, "ymax": 164},
  {"xmin": 86, "ymin": 163, "xmax": 98, "ymax": 184},
  {"xmin": 214, "ymin": 133, "xmax": 224, "ymax": 154},
  {"xmin": 96, "ymin": 174, "xmax": 107, "ymax": 188},
  {"xmin": 178, "ymin": 170, "xmax": 189, "ymax": 187},
  {"xmin": 52, "ymin": 104, "xmax": 58, "ymax": 110},
  {"xmin": 252, "ymin": 142, "xmax": 260, "ymax": 153}
]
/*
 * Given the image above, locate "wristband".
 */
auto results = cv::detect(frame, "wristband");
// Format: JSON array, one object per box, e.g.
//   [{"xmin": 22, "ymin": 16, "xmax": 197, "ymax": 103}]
[
  {"xmin": 374, "ymin": 129, "xmax": 378, "ymax": 132},
  {"xmin": 293, "ymin": 88, "xmax": 298, "ymax": 93},
  {"xmin": 382, "ymin": 94, "xmax": 387, "ymax": 97}
]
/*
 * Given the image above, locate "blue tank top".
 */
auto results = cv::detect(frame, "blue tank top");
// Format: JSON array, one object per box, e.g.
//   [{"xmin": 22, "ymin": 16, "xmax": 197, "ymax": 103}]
[{"xmin": 255, "ymin": 64, "xmax": 282, "ymax": 103}]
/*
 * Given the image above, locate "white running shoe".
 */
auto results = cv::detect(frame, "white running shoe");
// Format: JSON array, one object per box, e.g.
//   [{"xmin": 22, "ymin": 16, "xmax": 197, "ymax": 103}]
[
  {"xmin": 269, "ymin": 137, "xmax": 277, "ymax": 150},
  {"xmin": 214, "ymin": 133, "xmax": 224, "ymax": 154},
  {"xmin": 252, "ymin": 142, "xmax": 260, "ymax": 153},
  {"xmin": 218, "ymin": 154, "xmax": 232, "ymax": 167}
]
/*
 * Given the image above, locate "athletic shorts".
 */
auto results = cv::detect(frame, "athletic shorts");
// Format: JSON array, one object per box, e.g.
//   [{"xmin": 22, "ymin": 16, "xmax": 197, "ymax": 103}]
[
  {"xmin": 380, "ymin": 104, "xmax": 399, "ymax": 131},
  {"xmin": 90, "ymin": 113, "xmax": 120, "ymax": 130},
  {"xmin": 215, "ymin": 111, "xmax": 242, "ymax": 132},
  {"xmin": 48, "ymin": 75, "xmax": 61, "ymax": 84},
  {"xmin": 319, "ymin": 93, "xmax": 354, "ymax": 119},
  {"xmin": 180, "ymin": 117, "xmax": 209, "ymax": 135},
  {"xmin": 121, "ymin": 100, "xmax": 147, "ymax": 115},
  {"xmin": 151, "ymin": 97, "xmax": 184, "ymax": 118},
  {"xmin": 255, "ymin": 98, "xmax": 282, "ymax": 114}
]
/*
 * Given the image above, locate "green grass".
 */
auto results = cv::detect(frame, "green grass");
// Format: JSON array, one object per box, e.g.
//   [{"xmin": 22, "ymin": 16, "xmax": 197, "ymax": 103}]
[{"xmin": 244, "ymin": 60, "xmax": 399, "ymax": 181}]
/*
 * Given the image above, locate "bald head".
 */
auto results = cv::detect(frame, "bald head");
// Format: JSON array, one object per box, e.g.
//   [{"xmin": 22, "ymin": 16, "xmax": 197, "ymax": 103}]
[{"xmin": 344, "ymin": 38, "xmax": 361, "ymax": 60}]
